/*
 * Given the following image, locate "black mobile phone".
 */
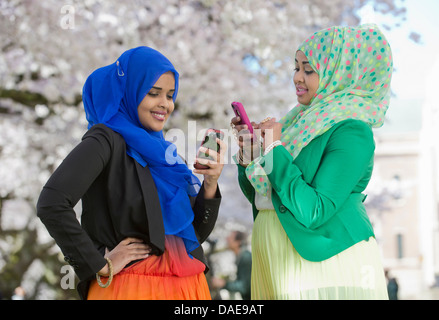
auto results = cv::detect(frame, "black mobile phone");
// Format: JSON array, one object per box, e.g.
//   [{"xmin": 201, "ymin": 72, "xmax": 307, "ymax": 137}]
[{"xmin": 194, "ymin": 128, "xmax": 224, "ymax": 169}]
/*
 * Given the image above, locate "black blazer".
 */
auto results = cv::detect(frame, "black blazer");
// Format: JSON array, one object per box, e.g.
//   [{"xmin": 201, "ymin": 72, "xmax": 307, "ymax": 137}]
[{"xmin": 37, "ymin": 124, "xmax": 221, "ymax": 299}]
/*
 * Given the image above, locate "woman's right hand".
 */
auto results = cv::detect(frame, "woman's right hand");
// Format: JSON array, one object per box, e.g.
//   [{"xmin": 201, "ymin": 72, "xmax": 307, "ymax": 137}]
[
  {"xmin": 98, "ymin": 237, "xmax": 151, "ymax": 276},
  {"xmin": 231, "ymin": 116, "xmax": 260, "ymax": 166}
]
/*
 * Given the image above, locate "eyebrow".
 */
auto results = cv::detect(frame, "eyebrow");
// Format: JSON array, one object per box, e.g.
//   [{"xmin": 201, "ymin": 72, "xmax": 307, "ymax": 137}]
[
  {"xmin": 151, "ymin": 86, "xmax": 175, "ymax": 91},
  {"xmin": 295, "ymin": 59, "xmax": 310, "ymax": 65}
]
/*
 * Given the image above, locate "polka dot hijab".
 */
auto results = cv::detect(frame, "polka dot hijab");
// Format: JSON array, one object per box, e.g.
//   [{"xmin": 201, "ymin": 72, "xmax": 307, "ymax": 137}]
[{"xmin": 246, "ymin": 24, "xmax": 393, "ymax": 196}]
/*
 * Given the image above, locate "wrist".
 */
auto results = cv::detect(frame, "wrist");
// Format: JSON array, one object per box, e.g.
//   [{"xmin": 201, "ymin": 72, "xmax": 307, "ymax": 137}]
[
  {"xmin": 204, "ymin": 177, "xmax": 217, "ymax": 188},
  {"xmin": 264, "ymin": 140, "xmax": 281, "ymax": 156},
  {"xmin": 240, "ymin": 147, "xmax": 256, "ymax": 165},
  {"xmin": 96, "ymin": 258, "xmax": 113, "ymax": 288},
  {"xmin": 203, "ymin": 179, "xmax": 218, "ymax": 199},
  {"xmin": 98, "ymin": 264, "xmax": 110, "ymax": 277}
]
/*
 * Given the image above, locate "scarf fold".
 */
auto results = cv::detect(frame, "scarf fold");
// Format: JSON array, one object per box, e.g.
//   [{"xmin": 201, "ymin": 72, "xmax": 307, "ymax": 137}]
[
  {"xmin": 246, "ymin": 24, "xmax": 393, "ymax": 195},
  {"xmin": 82, "ymin": 46, "xmax": 201, "ymax": 255}
]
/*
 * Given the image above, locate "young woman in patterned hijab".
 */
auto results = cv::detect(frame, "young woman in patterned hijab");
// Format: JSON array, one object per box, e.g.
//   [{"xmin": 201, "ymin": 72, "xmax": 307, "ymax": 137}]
[{"xmin": 231, "ymin": 24, "xmax": 392, "ymax": 299}]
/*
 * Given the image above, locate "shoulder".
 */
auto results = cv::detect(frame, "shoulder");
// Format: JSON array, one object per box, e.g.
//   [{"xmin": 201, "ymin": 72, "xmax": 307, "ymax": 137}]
[
  {"xmin": 82, "ymin": 124, "xmax": 125, "ymax": 149},
  {"xmin": 326, "ymin": 119, "xmax": 375, "ymax": 153},
  {"xmin": 328, "ymin": 119, "xmax": 374, "ymax": 143},
  {"xmin": 241, "ymin": 249, "xmax": 252, "ymax": 260},
  {"xmin": 330, "ymin": 119, "xmax": 373, "ymax": 135}
]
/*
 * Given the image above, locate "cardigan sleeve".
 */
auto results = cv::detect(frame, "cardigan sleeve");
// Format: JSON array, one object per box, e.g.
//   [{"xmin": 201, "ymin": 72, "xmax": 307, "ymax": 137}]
[
  {"xmin": 36, "ymin": 126, "xmax": 112, "ymax": 280},
  {"xmin": 260, "ymin": 120, "xmax": 375, "ymax": 230}
]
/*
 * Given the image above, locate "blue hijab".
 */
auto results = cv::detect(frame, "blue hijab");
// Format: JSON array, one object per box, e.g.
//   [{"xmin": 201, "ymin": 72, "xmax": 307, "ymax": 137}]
[{"xmin": 82, "ymin": 46, "xmax": 201, "ymax": 255}]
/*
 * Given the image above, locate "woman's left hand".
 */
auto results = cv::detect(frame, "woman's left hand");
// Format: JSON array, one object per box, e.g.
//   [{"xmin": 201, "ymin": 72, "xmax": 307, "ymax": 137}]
[
  {"xmin": 193, "ymin": 138, "xmax": 226, "ymax": 199},
  {"xmin": 257, "ymin": 118, "xmax": 282, "ymax": 150}
]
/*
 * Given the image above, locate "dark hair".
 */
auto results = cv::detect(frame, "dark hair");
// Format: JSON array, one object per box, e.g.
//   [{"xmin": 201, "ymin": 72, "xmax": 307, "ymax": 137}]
[{"xmin": 234, "ymin": 230, "xmax": 247, "ymax": 245}]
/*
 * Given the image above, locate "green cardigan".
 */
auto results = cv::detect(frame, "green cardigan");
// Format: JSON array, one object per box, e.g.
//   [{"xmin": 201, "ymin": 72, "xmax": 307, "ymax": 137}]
[{"xmin": 237, "ymin": 119, "xmax": 376, "ymax": 262}]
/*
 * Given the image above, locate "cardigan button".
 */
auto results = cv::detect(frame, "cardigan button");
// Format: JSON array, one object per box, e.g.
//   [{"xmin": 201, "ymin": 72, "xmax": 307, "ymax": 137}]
[{"xmin": 279, "ymin": 205, "xmax": 287, "ymax": 213}]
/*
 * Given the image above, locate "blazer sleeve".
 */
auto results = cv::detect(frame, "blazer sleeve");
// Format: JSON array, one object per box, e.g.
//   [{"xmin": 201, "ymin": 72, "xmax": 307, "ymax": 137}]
[
  {"xmin": 191, "ymin": 183, "xmax": 221, "ymax": 244},
  {"xmin": 236, "ymin": 161, "xmax": 256, "ymax": 204},
  {"xmin": 36, "ymin": 126, "xmax": 112, "ymax": 280},
  {"xmin": 260, "ymin": 120, "xmax": 375, "ymax": 230},
  {"xmin": 236, "ymin": 163, "xmax": 259, "ymax": 221}
]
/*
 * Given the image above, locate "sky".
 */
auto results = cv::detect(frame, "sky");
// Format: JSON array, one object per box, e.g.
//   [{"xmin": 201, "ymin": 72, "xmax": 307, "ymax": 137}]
[{"xmin": 361, "ymin": 0, "xmax": 439, "ymax": 133}]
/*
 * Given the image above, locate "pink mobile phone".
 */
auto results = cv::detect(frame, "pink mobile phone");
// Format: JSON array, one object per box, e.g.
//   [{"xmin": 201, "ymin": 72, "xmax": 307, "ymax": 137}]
[{"xmin": 231, "ymin": 101, "xmax": 253, "ymax": 134}]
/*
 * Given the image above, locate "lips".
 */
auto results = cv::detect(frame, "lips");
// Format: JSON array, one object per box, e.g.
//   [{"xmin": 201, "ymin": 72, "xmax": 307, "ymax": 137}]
[
  {"xmin": 296, "ymin": 85, "xmax": 308, "ymax": 96},
  {"xmin": 151, "ymin": 111, "xmax": 166, "ymax": 121}
]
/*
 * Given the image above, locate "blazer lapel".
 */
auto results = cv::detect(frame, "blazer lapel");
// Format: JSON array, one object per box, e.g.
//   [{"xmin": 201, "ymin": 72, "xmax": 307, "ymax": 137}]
[{"xmin": 134, "ymin": 161, "xmax": 165, "ymax": 253}]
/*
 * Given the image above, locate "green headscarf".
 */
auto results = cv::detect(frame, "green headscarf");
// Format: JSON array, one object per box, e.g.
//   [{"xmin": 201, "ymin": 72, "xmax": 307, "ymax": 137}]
[{"xmin": 246, "ymin": 24, "xmax": 393, "ymax": 196}]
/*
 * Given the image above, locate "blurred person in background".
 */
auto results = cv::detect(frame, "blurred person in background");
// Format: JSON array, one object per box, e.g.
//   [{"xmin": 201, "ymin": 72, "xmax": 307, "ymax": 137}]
[
  {"xmin": 385, "ymin": 270, "xmax": 399, "ymax": 300},
  {"xmin": 231, "ymin": 24, "xmax": 392, "ymax": 299},
  {"xmin": 37, "ymin": 46, "xmax": 224, "ymax": 300},
  {"xmin": 211, "ymin": 230, "xmax": 252, "ymax": 299}
]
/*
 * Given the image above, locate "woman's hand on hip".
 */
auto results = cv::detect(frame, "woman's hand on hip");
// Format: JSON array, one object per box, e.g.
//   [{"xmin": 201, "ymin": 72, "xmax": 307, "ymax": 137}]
[{"xmin": 98, "ymin": 237, "xmax": 151, "ymax": 276}]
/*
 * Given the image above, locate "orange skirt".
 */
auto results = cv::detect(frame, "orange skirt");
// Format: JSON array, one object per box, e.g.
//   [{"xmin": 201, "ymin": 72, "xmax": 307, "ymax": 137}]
[{"xmin": 87, "ymin": 235, "xmax": 211, "ymax": 300}]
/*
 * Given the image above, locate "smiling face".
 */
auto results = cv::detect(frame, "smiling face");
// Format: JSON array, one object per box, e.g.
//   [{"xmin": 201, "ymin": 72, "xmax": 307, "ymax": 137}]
[
  {"xmin": 293, "ymin": 50, "xmax": 319, "ymax": 105},
  {"xmin": 137, "ymin": 71, "xmax": 175, "ymax": 132}
]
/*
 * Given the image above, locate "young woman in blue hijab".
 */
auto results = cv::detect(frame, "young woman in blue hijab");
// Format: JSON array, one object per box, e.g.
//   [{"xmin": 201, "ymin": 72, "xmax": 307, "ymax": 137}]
[{"xmin": 37, "ymin": 47, "xmax": 224, "ymax": 299}]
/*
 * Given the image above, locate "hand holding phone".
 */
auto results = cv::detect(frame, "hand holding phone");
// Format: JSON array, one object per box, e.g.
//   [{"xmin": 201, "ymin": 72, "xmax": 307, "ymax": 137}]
[
  {"xmin": 231, "ymin": 102, "xmax": 253, "ymax": 134},
  {"xmin": 194, "ymin": 129, "xmax": 224, "ymax": 170},
  {"xmin": 231, "ymin": 101, "xmax": 264, "ymax": 165}
]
